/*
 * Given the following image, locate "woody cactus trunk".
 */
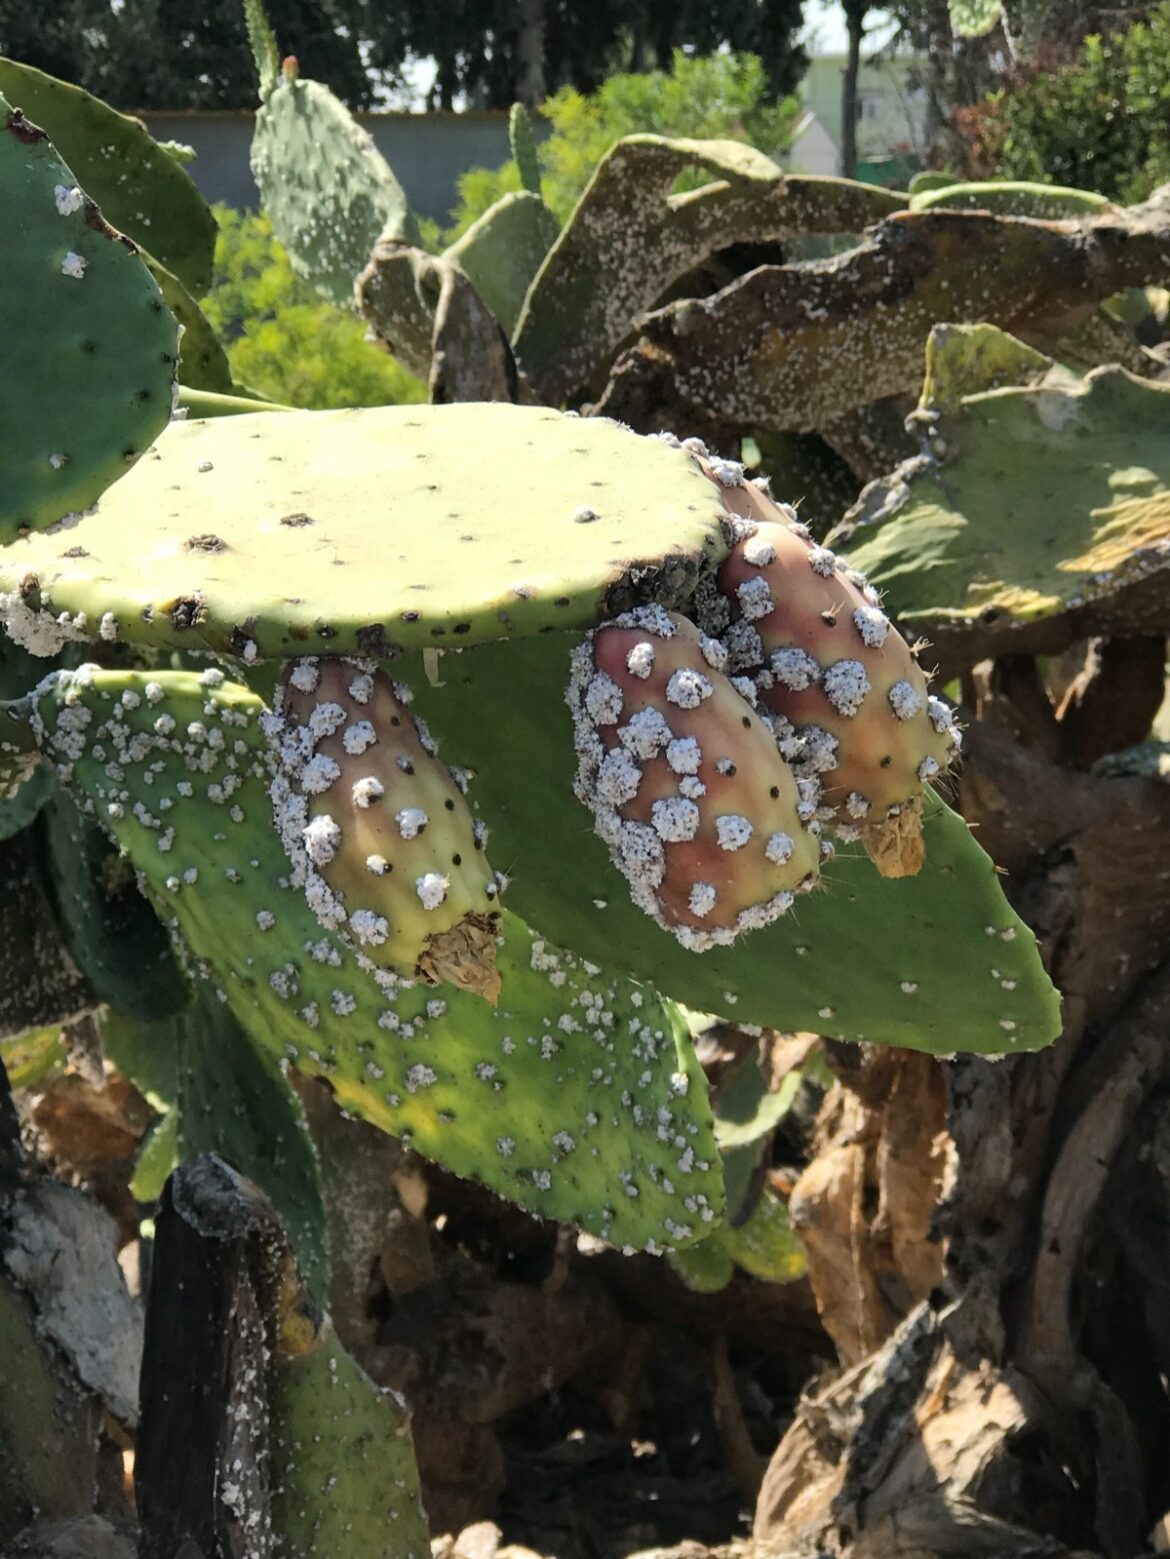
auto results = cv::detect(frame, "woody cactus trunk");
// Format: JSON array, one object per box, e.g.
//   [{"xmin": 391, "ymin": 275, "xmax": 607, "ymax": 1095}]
[{"xmin": 2, "ymin": 15, "xmax": 1170, "ymax": 1557}]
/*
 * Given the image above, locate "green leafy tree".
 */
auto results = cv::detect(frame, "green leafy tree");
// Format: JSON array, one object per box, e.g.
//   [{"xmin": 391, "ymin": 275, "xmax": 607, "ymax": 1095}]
[
  {"xmin": 965, "ymin": 1, "xmax": 1170, "ymax": 199},
  {"xmin": 201, "ymin": 205, "xmax": 425, "ymax": 407},
  {"xmin": 445, "ymin": 49, "xmax": 801, "ymax": 237}
]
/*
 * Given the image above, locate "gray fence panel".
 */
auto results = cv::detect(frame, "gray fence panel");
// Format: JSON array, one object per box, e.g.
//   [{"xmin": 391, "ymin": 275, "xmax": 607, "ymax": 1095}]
[{"xmin": 138, "ymin": 109, "xmax": 539, "ymax": 226}]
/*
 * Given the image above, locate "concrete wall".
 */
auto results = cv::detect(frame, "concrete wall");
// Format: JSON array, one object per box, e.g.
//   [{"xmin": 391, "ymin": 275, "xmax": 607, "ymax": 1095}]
[{"xmin": 138, "ymin": 109, "xmax": 533, "ymax": 225}]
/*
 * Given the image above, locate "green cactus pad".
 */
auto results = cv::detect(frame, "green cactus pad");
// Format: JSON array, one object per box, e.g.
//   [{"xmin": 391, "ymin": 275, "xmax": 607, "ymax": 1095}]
[
  {"xmin": 510, "ymin": 102, "xmax": 542, "ymax": 196},
  {"xmin": 0, "ymin": 58, "xmax": 217, "ymax": 295},
  {"xmin": 144, "ymin": 255, "xmax": 233, "ymax": 392},
  {"xmin": 102, "ymin": 986, "xmax": 329, "ymax": 1299},
  {"xmin": 1, "ymin": 92, "xmax": 179, "ymax": 541},
  {"xmin": 445, "ymin": 190, "xmax": 559, "ymax": 336},
  {"xmin": 31, "ymin": 666, "xmax": 723, "ymax": 1250},
  {"xmin": 176, "ymin": 386, "xmax": 293, "ymax": 418},
  {"xmin": 833, "ymin": 326, "xmax": 1170, "ymax": 656},
  {"xmin": 398, "ymin": 631, "xmax": 1062, "ymax": 1055},
  {"xmin": 270, "ymin": 1326, "xmax": 428, "ymax": 1557},
  {"xmin": 0, "ymin": 405, "xmax": 727, "ymax": 658},
  {"xmin": 1, "ymin": 641, "xmax": 50, "ymax": 838},
  {"xmin": 915, "ymin": 320, "xmax": 1052, "ymax": 412},
  {"xmin": 514, "ymin": 135, "xmax": 906, "ymax": 403},
  {"xmin": 909, "ymin": 181, "xmax": 1110, "ymax": 220},
  {"xmin": 252, "ymin": 73, "xmax": 419, "ymax": 307},
  {"xmin": 39, "ymin": 790, "xmax": 190, "ymax": 1021},
  {"xmin": 670, "ymin": 1189, "xmax": 806, "ymax": 1292}
]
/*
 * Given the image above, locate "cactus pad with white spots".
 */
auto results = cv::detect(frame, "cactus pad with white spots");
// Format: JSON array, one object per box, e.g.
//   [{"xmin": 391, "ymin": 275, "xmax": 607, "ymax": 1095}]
[
  {"xmin": 0, "ymin": 88, "xmax": 178, "ymax": 542},
  {"xmin": 29, "ymin": 665, "xmax": 722, "ymax": 1247}
]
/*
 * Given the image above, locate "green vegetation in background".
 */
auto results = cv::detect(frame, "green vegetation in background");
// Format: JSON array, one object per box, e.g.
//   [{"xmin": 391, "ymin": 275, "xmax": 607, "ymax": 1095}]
[
  {"xmin": 444, "ymin": 50, "xmax": 801, "ymax": 240},
  {"xmin": 201, "ymin": 204, "xmax": 424, "ymax": 409},
  {"xmin": 980, "ymin": 1, "xmax": 1170, "ymax": 203}
]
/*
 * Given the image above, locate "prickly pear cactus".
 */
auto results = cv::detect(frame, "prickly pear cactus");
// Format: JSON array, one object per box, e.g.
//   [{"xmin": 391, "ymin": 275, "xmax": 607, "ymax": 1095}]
[
  {"xmin": 510, "ymin": 102, "xmax": 542, "ymax": 196},
  {"xmin": 0, "ymin": 57, "xmax": 217, "ymax": 295},
  {"xmin": 270, "ymin": 1326, "xmax": 429, "ymax": 1556},
  {"xmin": 0, "ymin": 405, "xmax": 728, "ymax": 659},
  {"xmin": 699, "ymin": 470, "xmax": 959, "ymax": 875},
  {"xmin": 27, "ymin": 665, "xmax": 724, "ymax": 1249},
  {"xmin": 832, "ymin": 324, "xmax": 1170, "ymax": 661},
  {"xmin": 568, "ymin": 606, "xmax": 821, "ymax": 949},
  {"xmin": 0, "ymin": 89, "xmax": 178, "ymax": 540},
  {"xmin": 0, "ymin": 400, "xmax": 1059, "ymax": 1054},
  {"xmin": 250, "ymin": 49, "xmax": 419, "ymax": 307},
  {"xmin": 269, "ymin": 657, "xmax": 502, "ymax": 997}
]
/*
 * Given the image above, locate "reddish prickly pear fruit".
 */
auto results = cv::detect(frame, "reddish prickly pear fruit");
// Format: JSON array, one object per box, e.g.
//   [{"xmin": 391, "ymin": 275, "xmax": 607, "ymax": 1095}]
[
  {"xmin": 267, "ymin": 657, "xmax": 502, "ymax": 1000},
  {"xmin": 567, "ymin": 606, "xmax": 821, "ymax": 950},
  {"xmin": 710, "ymin": 514, "xmax": 959, "ymax": 876}
]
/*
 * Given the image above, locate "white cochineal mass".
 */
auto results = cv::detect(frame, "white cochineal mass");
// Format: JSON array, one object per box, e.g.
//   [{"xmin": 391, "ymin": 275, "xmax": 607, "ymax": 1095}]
[
  {"xmin": 566, "ymin": 434, "xmax": 964, "ymax": 944},
  {"xmin": 266, "ymin": 656, "xmax": 504, "ymax": 1000},
  {"xmin": 567, "ymin": 605, "xmax": 823, "ymax": 951}
]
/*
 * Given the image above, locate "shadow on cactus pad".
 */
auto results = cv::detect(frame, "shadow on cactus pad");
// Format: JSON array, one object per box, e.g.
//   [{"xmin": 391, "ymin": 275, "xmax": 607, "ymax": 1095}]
[{"xmin": 833, "ymin": 324, "xmax": 1170, "ymax": 668}]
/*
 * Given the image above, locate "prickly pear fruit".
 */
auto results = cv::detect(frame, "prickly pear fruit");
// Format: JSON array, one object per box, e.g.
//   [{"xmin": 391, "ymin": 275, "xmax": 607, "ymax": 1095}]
[
  {"xmin": 689, "ymin": 451, "xmax": 960, "ymax": 877},
  {"xmin": 267, "ymin": 658, "xmax": 502, "ymax": 1001},
  {"xmin": 567, "ymin": 606, "xmax": 821, "ymax": 950}
]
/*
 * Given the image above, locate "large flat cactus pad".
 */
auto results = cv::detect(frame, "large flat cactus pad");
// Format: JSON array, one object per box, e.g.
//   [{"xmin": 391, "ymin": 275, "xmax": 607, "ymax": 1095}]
[{"xmin": 0, "ymin": 405, "xmax": 728, "ymax": 659}]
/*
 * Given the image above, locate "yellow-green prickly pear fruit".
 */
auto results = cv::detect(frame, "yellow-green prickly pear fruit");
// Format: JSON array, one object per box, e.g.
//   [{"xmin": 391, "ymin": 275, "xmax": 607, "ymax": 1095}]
[
  {"xmin": 266, "ymin": 658, "xmax": 502, "ymax": 1001},
  {"xmin": 568, "ymin": 605, "xmax": 821, "ymax": 951},
  {"xmin": 687, "ymin": 446, "xmax": 960, "ymax": 878}
]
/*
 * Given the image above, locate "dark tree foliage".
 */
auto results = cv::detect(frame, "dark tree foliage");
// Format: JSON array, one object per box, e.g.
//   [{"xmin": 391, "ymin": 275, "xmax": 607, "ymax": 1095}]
[
  {"xmin": 0, "ymin": 0, "xmax": 371, "ymax": 107},
  {"xmin": 0, "ymin": 0, "xmax": 806, "ymax": 111}
]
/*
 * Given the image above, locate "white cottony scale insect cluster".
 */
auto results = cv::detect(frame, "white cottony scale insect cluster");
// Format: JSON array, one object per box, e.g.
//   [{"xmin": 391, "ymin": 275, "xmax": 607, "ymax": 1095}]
[
  {"xmin": 688, "ymin": 452, "xmax": 961, "ymax": 875},
  {"xmin": 566, "ymin": 440, "xmax": 965, "ymax": 937},
  {"xmin": 28, "ymin": 663, "xmax": 731, "ymax": 1256},
  {"xmin": 567, "ymin": 606, "xmax": 822, "ymax": 951},
  {"xmin": 266, "ymin": 657, "xmax": 503, "ymax": 1001}
]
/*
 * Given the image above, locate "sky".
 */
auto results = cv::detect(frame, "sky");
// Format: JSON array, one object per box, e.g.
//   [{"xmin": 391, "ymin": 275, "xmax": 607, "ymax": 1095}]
[{"xmin": 801, "ymin": 2, "xmax": 896, "ymax": 55}]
